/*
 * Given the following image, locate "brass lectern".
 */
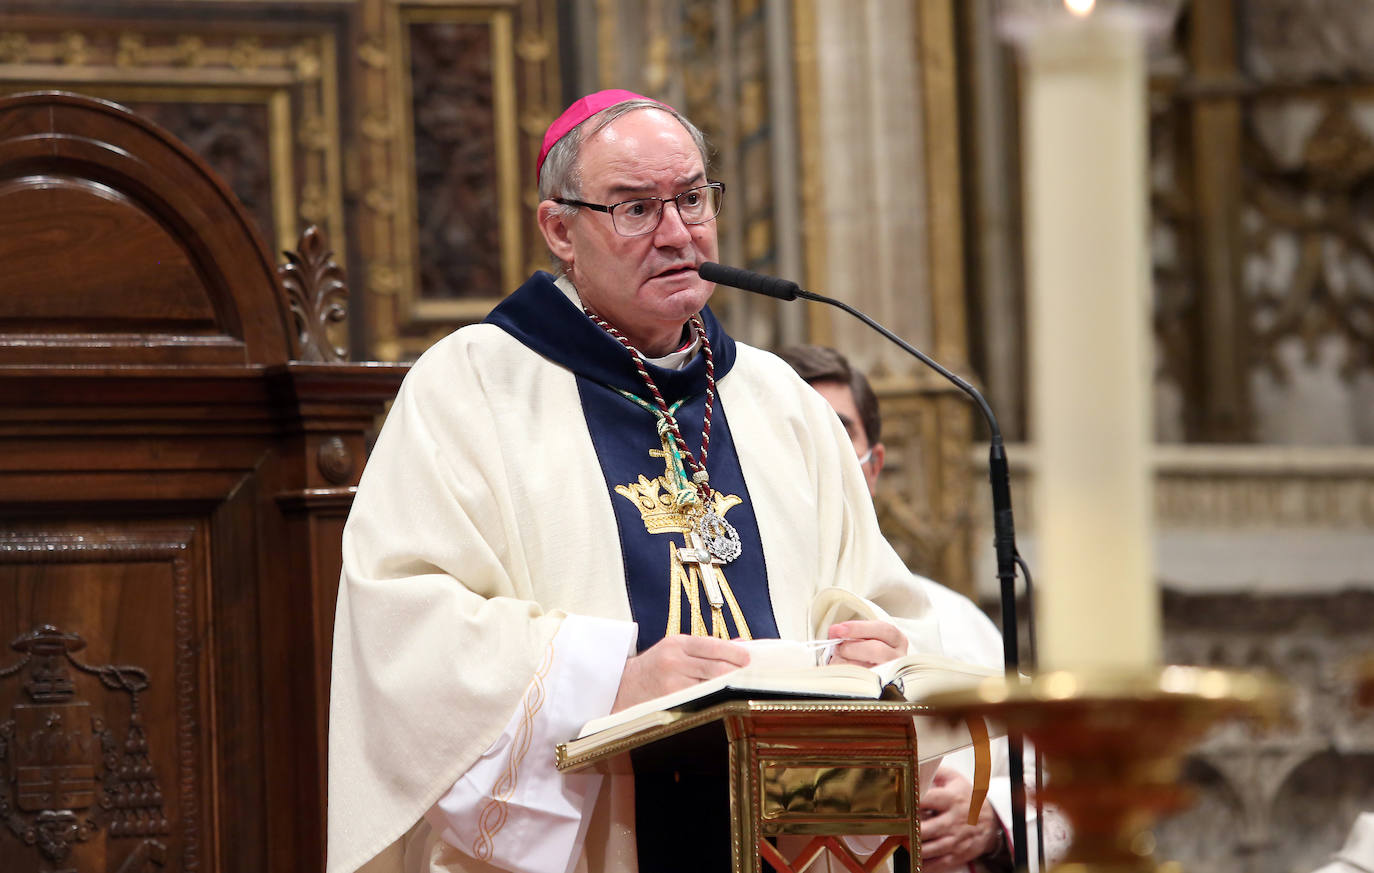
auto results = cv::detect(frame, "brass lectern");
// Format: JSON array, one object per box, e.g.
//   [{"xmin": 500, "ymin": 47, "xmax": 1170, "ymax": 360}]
[{"xmin": 557, "ymin": 699, "xmax": 929, "ymax": 873}]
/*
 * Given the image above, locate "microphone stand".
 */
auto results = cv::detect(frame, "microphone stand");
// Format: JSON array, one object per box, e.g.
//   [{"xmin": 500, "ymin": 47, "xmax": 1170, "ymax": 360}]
[
  {"xmin": 802, "ymin": 289, "xmax": 1030, "ymax": 872},
  {"xmin": 700, "ymin": 263, "xmax": 1034, "ymax": 871}
]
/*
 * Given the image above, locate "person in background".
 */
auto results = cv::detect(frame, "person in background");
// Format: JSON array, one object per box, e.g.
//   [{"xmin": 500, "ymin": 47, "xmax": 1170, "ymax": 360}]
[{"xmin": 778, "ymin": 343, "xmax": 1070, "ymax": 873}]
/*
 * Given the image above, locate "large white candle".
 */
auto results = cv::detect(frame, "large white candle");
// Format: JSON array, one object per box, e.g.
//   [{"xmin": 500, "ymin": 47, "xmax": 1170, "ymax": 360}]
[{"xmin": 1016, "ymin": 3, "xmax": 1160, "ymax": 670}]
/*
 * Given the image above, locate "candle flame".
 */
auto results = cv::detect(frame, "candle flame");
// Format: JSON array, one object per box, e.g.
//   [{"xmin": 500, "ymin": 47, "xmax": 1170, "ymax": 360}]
[{"xmin": 1064, "ymin": 0, "xmax": 1096, "ymax": 16}]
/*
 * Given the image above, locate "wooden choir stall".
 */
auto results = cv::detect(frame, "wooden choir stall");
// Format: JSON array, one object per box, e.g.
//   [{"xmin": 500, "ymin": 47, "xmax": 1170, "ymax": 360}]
[{"xmin": 0, "ymin": 91, "xmax": 405, "ymax": 873}]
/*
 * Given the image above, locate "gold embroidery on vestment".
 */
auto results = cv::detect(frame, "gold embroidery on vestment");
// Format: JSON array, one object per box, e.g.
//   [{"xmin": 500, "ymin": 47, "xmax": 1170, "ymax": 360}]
[
  {"xmin": 475, "ymin": 640, "xmax": 555, "ymax": 859},
  {"xmin": 614, "ymin": 434, "xmax": 751, "ymax": 640}
]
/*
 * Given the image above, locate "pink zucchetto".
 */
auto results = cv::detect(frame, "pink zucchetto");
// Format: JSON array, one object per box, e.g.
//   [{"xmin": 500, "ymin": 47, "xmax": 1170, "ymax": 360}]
[{"xmin": 536, "ymin": 89, "xmax": 669, "ymax": 182}]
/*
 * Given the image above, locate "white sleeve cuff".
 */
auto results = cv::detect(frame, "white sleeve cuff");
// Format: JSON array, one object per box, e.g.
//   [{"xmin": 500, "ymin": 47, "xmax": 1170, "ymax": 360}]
[{"xmin": 424, "ymin": 614, "xmax": 638, "ymax": 873}]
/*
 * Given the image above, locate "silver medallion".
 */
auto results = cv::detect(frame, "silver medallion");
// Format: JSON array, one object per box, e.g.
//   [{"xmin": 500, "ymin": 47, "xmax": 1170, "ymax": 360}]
[{"xmin": 697, "ymin": 507, "xmax": 742, "ymax": 564}]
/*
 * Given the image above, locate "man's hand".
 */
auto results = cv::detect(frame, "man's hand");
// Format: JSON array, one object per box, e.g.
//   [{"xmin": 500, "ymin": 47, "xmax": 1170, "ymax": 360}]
[
  {"xmin": 612, "ymin": 634, "xmax": 750, "ymax": 712},
  {"xmin": 918, "ymin": 768, "xmax": 1005, "ymax": 873},
  {"xmin": 825, "ymin": 620, "xmax": 908, "ymax": 667}
]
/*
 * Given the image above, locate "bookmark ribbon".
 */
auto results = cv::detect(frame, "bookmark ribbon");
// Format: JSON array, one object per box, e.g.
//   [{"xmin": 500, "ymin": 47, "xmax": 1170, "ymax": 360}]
[{"xmin": 964, "ymin": 716, "xmax": 992, "ymax": 826}]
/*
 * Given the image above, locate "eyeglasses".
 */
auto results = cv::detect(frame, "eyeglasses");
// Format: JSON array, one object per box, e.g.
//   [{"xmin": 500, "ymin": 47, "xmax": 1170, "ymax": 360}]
[
  {"xmin": 857, "ymin": 447, "xmax": 875, "ymax": 466},
  {"xmin": 554, "ymin": 182, "xmax": 725, "ymax": 237}
]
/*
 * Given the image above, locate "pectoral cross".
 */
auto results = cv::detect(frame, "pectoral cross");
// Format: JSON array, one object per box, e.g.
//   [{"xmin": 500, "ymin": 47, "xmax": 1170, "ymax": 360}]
[{"xmin": 676, "ymin": 530, "xmax": 726, "ymax": 608}]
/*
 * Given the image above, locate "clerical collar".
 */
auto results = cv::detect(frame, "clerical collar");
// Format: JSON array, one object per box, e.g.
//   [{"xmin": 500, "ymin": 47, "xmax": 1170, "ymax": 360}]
[{"xmin": 553, "ymin": 273, "xmax": 701, "ymax": 371}]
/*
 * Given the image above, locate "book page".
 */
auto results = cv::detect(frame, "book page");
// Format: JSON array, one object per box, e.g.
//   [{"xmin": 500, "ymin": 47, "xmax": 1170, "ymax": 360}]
[
  {"xmin": 574, "ymin": 658, "xmax": 881, "ymax": 740},
  {"xmin": 734, "ymin": 637, "xmax": 842, "ymax": 669},
  {"xmin": 870, "ymin": 652, "xmax": 1000, "ymax": 700},
  {"xmin": 807, "ymin": 587, "xmax": 884, "ymax": 636}
]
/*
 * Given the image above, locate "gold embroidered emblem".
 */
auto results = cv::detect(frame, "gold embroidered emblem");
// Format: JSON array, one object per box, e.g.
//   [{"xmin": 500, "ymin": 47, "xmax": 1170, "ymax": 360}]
[{"xmin": 614, "ymin": 431, "xmax": 752, "ymax": 640}]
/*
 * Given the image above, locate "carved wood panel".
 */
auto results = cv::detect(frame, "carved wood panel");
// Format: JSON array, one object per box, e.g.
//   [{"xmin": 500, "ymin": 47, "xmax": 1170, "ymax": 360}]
[
  {"xmin": 0, "ymin": 527, "xmax": 210, "ymax": 873},
  {"xmin": 0, "ymin": 88, "xmax": 408, "ymax": 873}
]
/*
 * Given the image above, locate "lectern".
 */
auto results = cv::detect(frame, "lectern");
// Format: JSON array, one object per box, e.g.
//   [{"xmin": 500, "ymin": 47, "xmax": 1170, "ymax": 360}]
[{"xmin": 557, "ymin": 699, "xmax": 928, "ymax": 873}]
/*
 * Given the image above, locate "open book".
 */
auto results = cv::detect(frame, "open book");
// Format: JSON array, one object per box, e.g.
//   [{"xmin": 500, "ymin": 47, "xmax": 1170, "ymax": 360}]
[{"xmin": 572, "ymin": 640, "xmax": 1000, "ymax": 747}]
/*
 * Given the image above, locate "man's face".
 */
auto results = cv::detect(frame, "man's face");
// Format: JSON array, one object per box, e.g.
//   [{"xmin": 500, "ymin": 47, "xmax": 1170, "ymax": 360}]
[
  {"xmin": 540, "ymin": 108, "xmax": 719, "ymax": 356},
  {"xmin": 811, "ymin": 379, "xmax": 883, "ymax": 498}
]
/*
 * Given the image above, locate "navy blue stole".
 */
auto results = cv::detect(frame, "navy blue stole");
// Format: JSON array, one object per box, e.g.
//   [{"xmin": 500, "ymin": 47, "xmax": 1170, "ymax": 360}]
[
  {"xmin": 575, "ymin": 374, "xmax": 778, "ymax": 652},
  {"xmin": 577, "ymin": 367, "xmax": 772, "ymax": 871},
  {"xmin": 484, "ymin": 273, "xmax": 773, "ymax": 867}
]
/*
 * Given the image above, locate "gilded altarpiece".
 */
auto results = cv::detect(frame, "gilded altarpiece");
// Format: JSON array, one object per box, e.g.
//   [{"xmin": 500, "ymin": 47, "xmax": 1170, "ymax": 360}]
[
  {"xmin": 1146, "ymin": 3, "xmax": 1374, "ymax": 870},
  {"xmin": 0, "ymin": 5, "xmax": 347, "ymax": 282},
  {"xmin": 350, "ymin": 0, "xmax": 560, "ymax": 360},
  {"xmin": 0, "ymin": 0, "xmax": 563, "ymax": 362}
]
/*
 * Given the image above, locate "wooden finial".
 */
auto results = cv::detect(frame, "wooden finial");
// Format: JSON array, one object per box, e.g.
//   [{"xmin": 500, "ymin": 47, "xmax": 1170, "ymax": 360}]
[{"xmin": 279, "ymin": 225, "xmax": 349, "ymax": 362}]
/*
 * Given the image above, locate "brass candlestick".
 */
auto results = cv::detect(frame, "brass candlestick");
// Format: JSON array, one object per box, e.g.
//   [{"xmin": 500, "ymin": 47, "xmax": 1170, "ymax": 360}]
[{"xmin": 924, "ymin": 666, "xmax": 1287, "ymax": 873}]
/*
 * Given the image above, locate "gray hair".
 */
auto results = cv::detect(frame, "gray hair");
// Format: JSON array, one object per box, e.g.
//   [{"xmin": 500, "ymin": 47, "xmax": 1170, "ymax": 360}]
[{"xmin": 538, "ymin": 99, "xmax": 711, "ymax": 272}]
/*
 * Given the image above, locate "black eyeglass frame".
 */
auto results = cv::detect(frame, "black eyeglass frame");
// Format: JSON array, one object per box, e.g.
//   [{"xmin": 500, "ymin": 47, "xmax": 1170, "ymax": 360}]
[{"xmin": 553, "ymin": 181, "xmax": 725, "ymax": 237}]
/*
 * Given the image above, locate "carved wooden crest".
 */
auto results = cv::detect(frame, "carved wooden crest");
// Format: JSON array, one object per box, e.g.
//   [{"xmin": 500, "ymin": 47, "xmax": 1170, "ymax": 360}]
[{"xmin": 0, "ymin": 625, "xmax": 168, "ymax": 871}]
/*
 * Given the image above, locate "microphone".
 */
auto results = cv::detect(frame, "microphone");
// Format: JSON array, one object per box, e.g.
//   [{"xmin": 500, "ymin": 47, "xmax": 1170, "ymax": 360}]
[
  {"xmin": 699, "ymin": 261, "xmax": 801, "ymax": 300},
  {"xmin": 702, "ymin": 261, "xmax": 1036, "ymax": 873}
]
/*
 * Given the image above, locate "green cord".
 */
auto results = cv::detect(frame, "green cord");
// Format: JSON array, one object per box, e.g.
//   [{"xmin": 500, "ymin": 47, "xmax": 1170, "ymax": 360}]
[{"xmin": 615, "ymin": 389, "xmax": 699, "ymax": 508}]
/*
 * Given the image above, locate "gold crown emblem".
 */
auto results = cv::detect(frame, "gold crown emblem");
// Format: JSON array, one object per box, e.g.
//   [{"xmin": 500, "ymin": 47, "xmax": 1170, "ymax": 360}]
[
  {"xmin": 614, "ymin": 475, "xmax": 692, "ymax": 533},
  {"xmin": 614, "ymin": 475, "xmax": 742, "ymax": 534}
]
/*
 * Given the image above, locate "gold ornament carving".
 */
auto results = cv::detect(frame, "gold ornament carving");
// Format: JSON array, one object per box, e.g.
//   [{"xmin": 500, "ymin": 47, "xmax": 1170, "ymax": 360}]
[
  {"xmin": 299, "ymin": 182, "xmax": 328, "ymax": 224},
  {"xmin": 59, "ymin": 31, "xmax": 87, "ymax": 66},
  {"xmin": 364, "ymin": 185, "xmax": 397, "ymax": 215},
  {"xmin": 516, "ymin": 33, "xmax": 548, "ymax": 62},
  {"xmin": 358, "ymin": 38, "xmax": 388, "ymax": 70},
  {"xmin": 176, "ymin": 35, "xmax": 204, "ymax": 67},
  {"xmin": 298, "ymin": 115, "xmax": 330, "ymax": 151},
  {"xmin": 366, "ymin": 263, "xmax": 403, "ymax": 297},
  {"xmin": 519, "ymin": 110, "xmax": 547, "ymax": 137},
  {"xmin": 115, "ymin": 32, "xmax": 145, "ymax": 68},
  {"xmin": 360, "ymin": 112, "xmax": 394, "ymax": 142},
  {"xmin": 0, "ymin": 33, "xmax": 30, "ymax": 64},
  {"xmin": 228, "ymin": 36, "xmax": 261, "ymax": 72},
  {"xmin": 644, "ymin": 33, "xmax": 670, "ymax": 92},
  {"xmin": 291, "ymin": 44, "xmax": 322, "ymax": 81}
]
